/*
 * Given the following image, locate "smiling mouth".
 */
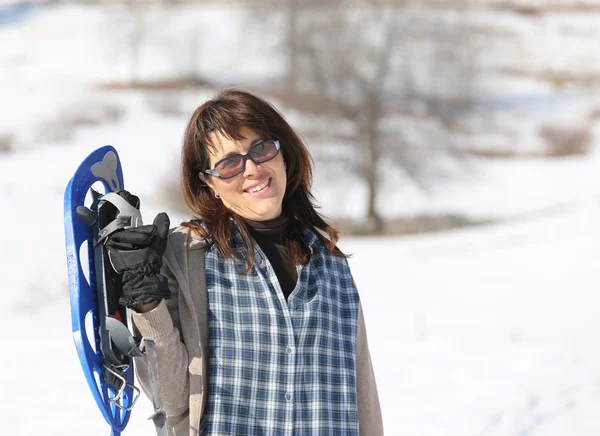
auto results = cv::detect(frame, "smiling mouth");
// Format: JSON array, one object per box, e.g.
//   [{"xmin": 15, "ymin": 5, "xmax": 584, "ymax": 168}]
[{"xmin": 245, "ymin": 178, "xmax": 270, "ymax": 194}]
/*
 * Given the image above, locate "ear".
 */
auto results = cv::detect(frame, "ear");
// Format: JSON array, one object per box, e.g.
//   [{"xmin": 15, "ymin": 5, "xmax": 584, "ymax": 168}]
[{"xmin": 199, "ymin": 173, "xmax": 214, "ymax": 190}]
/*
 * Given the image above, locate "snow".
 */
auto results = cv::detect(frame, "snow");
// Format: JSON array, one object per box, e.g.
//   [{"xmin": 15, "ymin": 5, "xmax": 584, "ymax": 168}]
[
  {"xmin": 342, "ymin": 201, "xmax": 600, "ymax": 436},
  {"xmin": 1, "ymin": 3, "xmax": 600, "ymax": 436}
]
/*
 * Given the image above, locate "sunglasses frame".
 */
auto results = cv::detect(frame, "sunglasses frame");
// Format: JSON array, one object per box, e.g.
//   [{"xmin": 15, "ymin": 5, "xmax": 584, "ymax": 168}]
[{"xmin": 203, "ymin": 139, "xmax": 281, "ymax": 180}]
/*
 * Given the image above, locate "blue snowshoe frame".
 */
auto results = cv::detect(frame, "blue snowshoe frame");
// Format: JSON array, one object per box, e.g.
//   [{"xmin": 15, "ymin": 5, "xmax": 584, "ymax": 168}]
[{"xmin": 64, "ymin": 146, "xmax": 135, "ymax": 436}]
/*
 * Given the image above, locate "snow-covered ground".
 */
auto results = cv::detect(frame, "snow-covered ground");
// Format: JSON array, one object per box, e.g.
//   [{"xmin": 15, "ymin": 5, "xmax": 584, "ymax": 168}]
[{"xmin": 1, "ymin": 3, "xmax": 600, "ymax": 436}]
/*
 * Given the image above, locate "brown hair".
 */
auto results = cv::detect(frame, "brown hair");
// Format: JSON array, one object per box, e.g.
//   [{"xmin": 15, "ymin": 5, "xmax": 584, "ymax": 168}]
[{"xmin": 180, "ymin": 88, "xmax": 345, "ymax": 269}]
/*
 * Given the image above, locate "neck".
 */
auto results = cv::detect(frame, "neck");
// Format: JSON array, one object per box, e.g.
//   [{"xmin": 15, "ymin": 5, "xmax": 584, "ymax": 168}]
[{"xmin": 245, "ymin": 212, "xmax": 289, "ymax": 235}]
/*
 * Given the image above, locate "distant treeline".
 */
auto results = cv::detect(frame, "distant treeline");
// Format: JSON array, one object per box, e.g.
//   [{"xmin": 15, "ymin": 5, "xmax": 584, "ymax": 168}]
[{"xmin": 19, "ymin": 0, "xmax": 600, "ymax": 15}]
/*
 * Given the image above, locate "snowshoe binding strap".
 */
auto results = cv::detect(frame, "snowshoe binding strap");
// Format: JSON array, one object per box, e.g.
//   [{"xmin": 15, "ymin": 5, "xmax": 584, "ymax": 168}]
[{"xmin": 95, "ymin": 192, "xmax": 143, "ymax": 245}]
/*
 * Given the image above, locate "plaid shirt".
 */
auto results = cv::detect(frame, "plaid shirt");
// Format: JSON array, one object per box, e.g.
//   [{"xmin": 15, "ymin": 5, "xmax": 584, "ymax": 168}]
[{"xmin": 200, "ymin": 226, "xmax": 360, "ymax": 435}]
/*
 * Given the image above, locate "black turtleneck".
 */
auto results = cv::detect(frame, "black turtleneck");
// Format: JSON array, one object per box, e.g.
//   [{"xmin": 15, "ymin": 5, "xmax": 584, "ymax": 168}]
[{"xmin": 245, "ymin": 213, "xmax": 300, "ymax": 300}]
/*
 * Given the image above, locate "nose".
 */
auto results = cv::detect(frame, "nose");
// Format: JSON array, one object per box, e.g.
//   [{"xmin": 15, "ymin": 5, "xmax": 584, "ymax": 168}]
[{"xmin": 243, "ymin": 157, "xmax": 261, "ymax": 177}]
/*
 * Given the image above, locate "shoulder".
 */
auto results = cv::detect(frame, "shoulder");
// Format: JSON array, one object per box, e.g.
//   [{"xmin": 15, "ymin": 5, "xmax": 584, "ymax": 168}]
[
  {"xmin": 166, "ymin": 225, "xmax": 207, "ymax": 255},
  {"xmin": 162, "ymin": 226, "xmax": 207, "ymax": 281}
]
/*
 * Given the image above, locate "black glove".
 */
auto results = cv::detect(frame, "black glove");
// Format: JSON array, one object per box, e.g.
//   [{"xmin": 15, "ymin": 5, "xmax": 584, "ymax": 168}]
[{"xmin": 105, "ymin": 191, "xmax": 171, "ymax": 310}]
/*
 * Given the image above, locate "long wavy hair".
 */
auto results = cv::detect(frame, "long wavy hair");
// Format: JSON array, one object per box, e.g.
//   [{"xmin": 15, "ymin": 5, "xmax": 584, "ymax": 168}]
[{"xmin": 180, "ymin": 88, "xmax": 345, "ymax": 269}]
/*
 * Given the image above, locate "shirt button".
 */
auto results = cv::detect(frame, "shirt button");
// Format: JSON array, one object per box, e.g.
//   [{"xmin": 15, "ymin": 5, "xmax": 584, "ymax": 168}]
[
  {"xmin": 286, "ymin": 346, "xmax": 293, "ymax": 354},
  {"xmin": 292, "ymin": 303, "xmax": 299, "ymax": 310},
  {"xmin": 284, "ymin": 393, "xmax": 292, "ymax": 401}
]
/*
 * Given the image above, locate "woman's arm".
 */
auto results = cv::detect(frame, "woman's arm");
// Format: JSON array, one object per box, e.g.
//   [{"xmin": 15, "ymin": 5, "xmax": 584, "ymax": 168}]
[
  {"xmin": 131, "ymin": 261, "xmax": 190, "ymax": 418},
  {"xmin": 357, "ymin": 302, "xmax": 384, "ymax": 435}
]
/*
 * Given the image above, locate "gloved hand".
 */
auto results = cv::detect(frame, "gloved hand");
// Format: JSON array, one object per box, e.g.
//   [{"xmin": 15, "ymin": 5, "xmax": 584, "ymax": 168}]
[{"xmin": 105, "ymin": 190, "xmax": 171, "ymax": 311}]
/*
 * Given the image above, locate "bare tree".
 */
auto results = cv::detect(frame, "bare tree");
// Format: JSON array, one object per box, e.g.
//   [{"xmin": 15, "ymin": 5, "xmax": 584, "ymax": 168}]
[
  {"xmin": 109, "ymin": 0, "xmax": 153, "ymax": 85},
  {"xmin": 249, "ymin": 2, "xmax": 483, "ymax": 232},
  {"xmin": 154, "ymin": 3, "xmax": 206, "ymax": 85},
  {"xmin": 108, "ymin": 0, "xmax": 173, "ymax": 86},
  {"xmin": 244, "ymin": 0, "xmax": 340, "ymax": 90}
]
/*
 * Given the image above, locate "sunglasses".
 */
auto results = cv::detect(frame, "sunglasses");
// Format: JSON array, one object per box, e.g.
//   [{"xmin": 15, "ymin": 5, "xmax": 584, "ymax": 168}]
[{"xmin": 204, "ymin": 139, "xmax": 281, "ymax": 180}]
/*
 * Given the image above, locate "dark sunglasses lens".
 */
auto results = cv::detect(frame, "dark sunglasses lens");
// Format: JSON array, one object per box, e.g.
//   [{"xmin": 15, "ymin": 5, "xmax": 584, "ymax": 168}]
[
  {"xmin": 216, "ymin": 156, "xmax": 244, "ymax": 178},
  {"xmin": 251, "ymin": 140, "xmax": 278, "ymax": 163}
]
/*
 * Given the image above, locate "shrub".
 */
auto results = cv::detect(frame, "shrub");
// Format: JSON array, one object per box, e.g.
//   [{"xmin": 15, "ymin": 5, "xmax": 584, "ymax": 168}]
[
  {"xmin": 0, "ymin": 134, "xmax": 13, "ymax": 153},
  {"xmin": 539, "ymin": 124, "xmax": 591, "ymax": 157}
]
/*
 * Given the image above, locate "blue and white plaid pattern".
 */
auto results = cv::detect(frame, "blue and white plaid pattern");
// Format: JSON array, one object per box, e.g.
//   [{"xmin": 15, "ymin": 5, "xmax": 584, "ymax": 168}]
[{"xmin": 200, "ymin": 227, "xmax": 360, "ymax": 435}]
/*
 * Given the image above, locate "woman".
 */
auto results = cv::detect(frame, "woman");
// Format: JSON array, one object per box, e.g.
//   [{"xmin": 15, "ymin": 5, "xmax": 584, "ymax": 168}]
[{"xmin": 108, "ymin": 89, "xmax": 383, "ymax": 435}]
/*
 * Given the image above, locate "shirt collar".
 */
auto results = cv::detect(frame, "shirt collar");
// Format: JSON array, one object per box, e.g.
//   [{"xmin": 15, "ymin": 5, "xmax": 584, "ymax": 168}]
[
  {"xmin": 300, "ymin": 227, "xmax": 320, "ymax": 251},
  {"xmin": 226, "ymin": 219, "xmax": 321, "ymax": 260}
]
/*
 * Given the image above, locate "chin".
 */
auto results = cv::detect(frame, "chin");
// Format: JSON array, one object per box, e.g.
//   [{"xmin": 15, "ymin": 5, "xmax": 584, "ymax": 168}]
[
  {"xmin": 252, "ymin": 204, "xmax": 283, "ymax": 220},
  {"xmin": 256, "ymin": 210, "xmax": 281, "ymax": 220}
]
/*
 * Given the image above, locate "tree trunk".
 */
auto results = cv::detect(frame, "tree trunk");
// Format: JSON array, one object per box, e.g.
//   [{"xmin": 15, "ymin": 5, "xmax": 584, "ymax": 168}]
[
  {"xmin": 365, "ymin": 169, "xmax": 382, "ymax": 233},
  {"xmin": 364, "ymin": 95, "xmax": 383, "ymax": 233}
]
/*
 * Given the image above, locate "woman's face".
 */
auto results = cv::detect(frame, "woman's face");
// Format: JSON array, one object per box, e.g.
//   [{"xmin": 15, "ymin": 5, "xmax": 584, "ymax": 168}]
[{"xmin": 201, "ymin": 127, "xmax": 287, "ymax": 221}]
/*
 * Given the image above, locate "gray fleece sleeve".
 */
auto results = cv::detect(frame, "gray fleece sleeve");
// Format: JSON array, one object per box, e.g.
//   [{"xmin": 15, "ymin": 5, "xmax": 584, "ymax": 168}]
[
  {"xmin": 131, "ymin": 261, "xmax": 191, "ymax": 419},
  {"xmin": 357, "ymin": 302, "xmax": 384, "ymax": 435}
]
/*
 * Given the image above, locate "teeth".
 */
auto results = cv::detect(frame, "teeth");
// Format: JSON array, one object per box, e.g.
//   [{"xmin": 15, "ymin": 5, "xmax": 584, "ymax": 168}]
[{"xmin": 248, "ymin": 179, "xmax": 269, "ymax": 193}]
